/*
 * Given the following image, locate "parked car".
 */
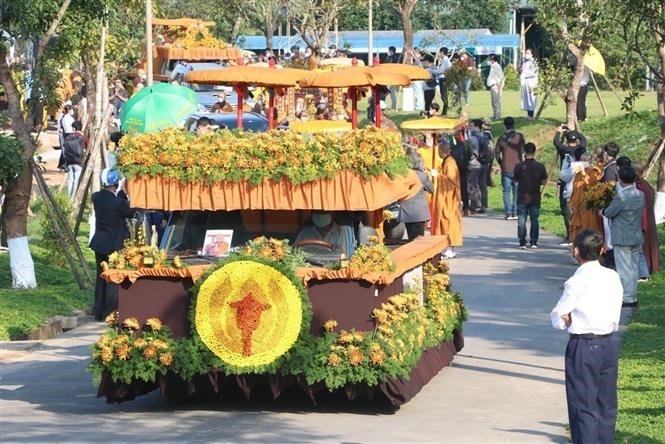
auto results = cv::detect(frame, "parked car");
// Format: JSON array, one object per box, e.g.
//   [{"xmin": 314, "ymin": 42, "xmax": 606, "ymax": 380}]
[
  {"xmin": 171, "ymin": 62, "xmax": 240, "ymax": 110},
  {"xmin": 184, "ymin": 112, "xmax": 269, "ymax": 133}
]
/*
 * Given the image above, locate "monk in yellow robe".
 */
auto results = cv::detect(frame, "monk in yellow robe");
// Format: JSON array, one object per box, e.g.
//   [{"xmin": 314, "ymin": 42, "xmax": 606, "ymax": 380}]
[
  {"xmin": 569, "ymin": 156, "xmax": 603, "ymax": 242},
  {"xmin": 433, "ymin": 138, "xmax": 462, "ymax": 258}
]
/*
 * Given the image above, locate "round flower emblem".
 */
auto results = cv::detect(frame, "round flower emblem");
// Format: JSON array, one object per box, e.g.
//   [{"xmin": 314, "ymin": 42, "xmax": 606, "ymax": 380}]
[{"xmin": 195, "ymin": 260, "xmax": 303, "ymax": 367}]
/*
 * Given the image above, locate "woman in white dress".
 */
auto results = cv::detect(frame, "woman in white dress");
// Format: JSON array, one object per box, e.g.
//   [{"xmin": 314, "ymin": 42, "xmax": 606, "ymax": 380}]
[
  {"xmin": 520, "ymin": 49, "xmax": 538, "ymax": 119},
  {"xmin": 411, "ymin": 48, "xmax": 425, "ymax": 111}
]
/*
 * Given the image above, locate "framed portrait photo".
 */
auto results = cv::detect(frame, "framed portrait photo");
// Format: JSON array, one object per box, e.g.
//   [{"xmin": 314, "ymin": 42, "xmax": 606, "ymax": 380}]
[{"xmin": 201, "ymin": 229, "xmax": 234, "ymax": 258}]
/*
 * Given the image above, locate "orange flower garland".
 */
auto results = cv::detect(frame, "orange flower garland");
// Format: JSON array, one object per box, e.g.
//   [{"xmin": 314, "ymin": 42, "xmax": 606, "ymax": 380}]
[{"xmin": 118, "ymin": 127, "xmax": 408, "ymax": 186}]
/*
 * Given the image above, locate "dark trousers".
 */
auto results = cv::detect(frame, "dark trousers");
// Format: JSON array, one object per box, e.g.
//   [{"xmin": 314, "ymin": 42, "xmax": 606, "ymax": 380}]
[
  {"xmin": 559, "ymin": 185, "xmax": 571, "ymax": 241},
  {"xmin": 479, "ymin": 164, "xmax": 489, "ymax": 209},
  {"xmin": 93, "ymin": 253, "xmax": 118, "ymax": 321},
  {"xmin": 405, "ymin": 222, "xmax": 426, "ymax": 240},
  {"xmin": 438, "ymin": 79, "xmax": 448, "ymax": 115},
  {"xmin": 565, "ymin": 335, "xmax": 618, "ymax": 444},
  {"xmin": 517, "ymin": 203, "xmax": 540, "ymax": 246},
  {"xmin": 424, "ymin": 89, "xmax": 436, "ymax": 111},
  {"xmin": 460, "ymin": 168, "xmax": 469, "ymax": 210},
  {"xmin": 577, "ymin": 85, "xmax": 588, "ymax": 121},
  {"xmin": 467, "ymin": 167, "xmax": 482, "ymax": 210}
]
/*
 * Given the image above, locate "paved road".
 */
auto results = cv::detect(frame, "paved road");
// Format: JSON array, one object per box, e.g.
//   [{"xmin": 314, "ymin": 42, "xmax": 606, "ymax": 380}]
[{"xmin": 1, "ymin": 213, "xmax": 580, "ymax": 443}]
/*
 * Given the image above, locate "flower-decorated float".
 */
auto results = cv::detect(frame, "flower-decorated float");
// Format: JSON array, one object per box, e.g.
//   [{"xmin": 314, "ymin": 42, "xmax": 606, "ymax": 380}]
[{"xmin": 91, "ymin": 126, "xmax": 466, "ymax": 406}]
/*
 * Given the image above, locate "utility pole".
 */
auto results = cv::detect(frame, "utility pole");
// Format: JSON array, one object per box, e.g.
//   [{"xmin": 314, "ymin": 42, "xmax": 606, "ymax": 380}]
[
  {"xmin": 146, "ymin": 0, "xmax": 153, "ymax": 86},
  {"xmin": 368, "ymin": 0, "xmax": 374, "ymax": 66}
]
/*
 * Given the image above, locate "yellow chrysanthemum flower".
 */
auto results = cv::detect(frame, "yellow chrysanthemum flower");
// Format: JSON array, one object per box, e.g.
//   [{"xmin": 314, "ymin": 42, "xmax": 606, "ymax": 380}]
[{"xmin": 158, "ymin": 352, "xmax": 173, "ymax": 366}]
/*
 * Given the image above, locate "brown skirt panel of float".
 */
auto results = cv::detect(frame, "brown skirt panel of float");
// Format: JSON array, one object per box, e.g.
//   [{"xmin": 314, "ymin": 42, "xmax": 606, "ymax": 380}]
[
  {"xmin": 116, "ymin": 275, "xmax": 406, "ymax": 339},
  {"xmin": 98, "ymin": 330, "xmax": 463, "ymax": 407}
]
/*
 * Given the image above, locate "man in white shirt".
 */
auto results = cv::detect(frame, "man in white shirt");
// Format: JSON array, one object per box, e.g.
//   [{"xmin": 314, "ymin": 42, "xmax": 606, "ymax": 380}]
[
  {"xmin": 437, "ymin": 47, "xmax": 452, "ymax": 115},
  {"xmin": 486, "ymin": 54, "xmax": 505, "ymax": 120},
  {"xmin": 551, "ymin": 229, "xmax": 623, "ymax": 444}
]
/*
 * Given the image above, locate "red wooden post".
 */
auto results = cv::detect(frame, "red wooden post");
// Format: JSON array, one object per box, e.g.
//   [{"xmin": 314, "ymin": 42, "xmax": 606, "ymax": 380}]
[
  {"xmin": 373, "ymin": 86, "xmax": 381, "ymax": 128},
  {"xmin": 235, "ymin": 84, "xmax": 244, "ymax": 130}
]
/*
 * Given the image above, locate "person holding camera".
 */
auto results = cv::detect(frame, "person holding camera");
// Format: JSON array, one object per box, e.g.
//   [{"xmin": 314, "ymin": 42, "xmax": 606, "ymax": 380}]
[
  {"xmin": 421, "ymin": 103, "xmax": 440, "ymax": 119},
  {"xmin": 90, "ymin": 169, "xmax": 137, "ymax": 321},
  {"xmin": 554, "ymin": 124, "xmax": 587, "ymax": 245}
]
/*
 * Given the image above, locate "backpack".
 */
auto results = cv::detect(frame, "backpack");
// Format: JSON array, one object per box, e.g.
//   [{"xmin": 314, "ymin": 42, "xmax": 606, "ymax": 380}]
[
  {"xmin": 62, "ymin": 134, "xmax": 85, "ymax": 165},
  {"xmin": 426, "ymin": 72, "xmax": 438, "ymax": 88},
  {"xmin": 465, "ymin": 135, "xmax": 482, "ymax": 169}
]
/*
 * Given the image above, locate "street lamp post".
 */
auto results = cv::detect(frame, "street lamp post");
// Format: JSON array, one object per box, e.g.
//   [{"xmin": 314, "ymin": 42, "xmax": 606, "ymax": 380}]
[
  {"xmin": 368, "ymin": 0, "xmax": 373, "ymax": 66},
  {"xmin": 146, "ymin": 0, "xmax": 153, "ymax": 86}
]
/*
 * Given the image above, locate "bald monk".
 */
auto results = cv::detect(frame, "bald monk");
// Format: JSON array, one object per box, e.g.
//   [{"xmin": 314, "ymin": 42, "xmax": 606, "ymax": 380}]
[
  {"xmin": 433, "ymin": 137, "xmax": 463, "ymax": 259},
  {"xmin": 634, "ymin": 162, "xmax": 660, "ymax": 277},
  {"xmin": 569, "ymin": 152, "xmax": 603, "ymax": 242}
]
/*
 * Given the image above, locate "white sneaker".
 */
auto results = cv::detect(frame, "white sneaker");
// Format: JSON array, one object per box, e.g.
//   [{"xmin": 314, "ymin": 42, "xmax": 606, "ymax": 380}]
[
  {"xmin": 442, "ymin": 248, "xmax": 456, "ymax": 259},
  {"xmin": 559, "ymin": 241, "xmax": 572, "ymax": 247}
]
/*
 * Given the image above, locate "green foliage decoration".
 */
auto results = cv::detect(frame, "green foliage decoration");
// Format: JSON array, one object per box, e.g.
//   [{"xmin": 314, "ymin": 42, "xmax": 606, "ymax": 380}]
[{"xmin": 87, "ymin": 316, "xmax": 177, "ymax": 385}]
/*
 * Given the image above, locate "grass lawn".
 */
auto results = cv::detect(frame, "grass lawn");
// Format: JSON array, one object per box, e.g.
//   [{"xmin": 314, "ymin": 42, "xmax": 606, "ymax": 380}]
[
  {"xmin": 615, "ymin": 225, "xmax": 665, "ymax": 443},
  {"xmin": 0, "ymin": 216, "xmax": 95, "ymax": 340}
]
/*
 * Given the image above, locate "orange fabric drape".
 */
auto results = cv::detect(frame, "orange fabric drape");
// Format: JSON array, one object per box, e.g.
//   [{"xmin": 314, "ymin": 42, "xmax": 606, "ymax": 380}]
[
  {"xmin": 569, "ymin": 166, "xmax": 603, "ymax": 243},
  {"xmin": 155, "ymin": 46, "xmax": 241, "ymax": 61},
  {"xmin": 101, "ymin": 236, "xmax": 449, "ymax": 286},
  {"xmin": 125, "ymin": 171, "xmax": 421, "ymax": 212},
  {"xmin": 432, "ymin": 155, "xmax": 462, "ymax": 246}
]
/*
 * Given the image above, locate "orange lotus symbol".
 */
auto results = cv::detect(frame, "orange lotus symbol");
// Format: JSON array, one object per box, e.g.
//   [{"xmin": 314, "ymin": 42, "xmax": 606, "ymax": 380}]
[{"xmin": 230, "ymin": 293, "xmax": 271, "ymax": 356}]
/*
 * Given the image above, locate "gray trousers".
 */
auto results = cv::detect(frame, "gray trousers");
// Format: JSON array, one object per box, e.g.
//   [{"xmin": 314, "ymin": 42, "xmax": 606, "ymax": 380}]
[
  {"xmin": 490, "ymin": 84, "xmax": 502, "ymax": 119},
  {"xmin": 614, "ymin": 244, "xmax": 640, "ymax": 303}
]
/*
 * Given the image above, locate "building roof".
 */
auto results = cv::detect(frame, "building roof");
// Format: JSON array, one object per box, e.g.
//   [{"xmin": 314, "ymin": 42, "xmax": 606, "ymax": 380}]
[{"xmin": 237, "ymin": 29, "xmax": 519, "ymax": 53}]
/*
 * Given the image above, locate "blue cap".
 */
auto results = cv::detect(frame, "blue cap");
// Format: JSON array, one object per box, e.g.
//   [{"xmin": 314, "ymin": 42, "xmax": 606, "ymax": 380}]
[{"xmin": 101, "ymin": 168, "xmax": 121, "ymax": 187}]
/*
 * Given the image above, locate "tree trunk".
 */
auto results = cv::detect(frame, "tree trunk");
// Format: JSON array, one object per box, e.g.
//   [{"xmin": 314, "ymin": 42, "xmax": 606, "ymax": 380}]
[
  {"xmin": 81, "ymin": 53, "xmax": 96, "ymax": 133},
  {"xmin": 401, "ymin": 10, "xmax": 414, "ymax": 64},
  {"xmin": 654, "ymin": 41, "xmax": 665, "ymax": 223},
  {"xmin": 565, "ymin": 46, "xmax": 586, "ymax": 130},
  {"xmin": 231, "ymin": 13, "xmax": 244, "ymax": 44},
  {"xmin": 0, "ymin": 48, "xmax": 38, "ymax": 288},
  {"xmin": 265, "ymin": 20, "xmax": 275, "ymax": 52}
]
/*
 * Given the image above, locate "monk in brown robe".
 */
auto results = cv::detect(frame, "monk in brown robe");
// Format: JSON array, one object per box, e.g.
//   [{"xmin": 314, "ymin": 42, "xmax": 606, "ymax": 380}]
[
  {"xmin": 433, "ymin": 138, "xmax": 462, "ymax": 258},
  {"xmin": 634, "ymin": 162, "xmax": 661, "ymax": 275},
  {"xmin": 569, "ymin": 154, "xmax": 603, "ymax": 242}
]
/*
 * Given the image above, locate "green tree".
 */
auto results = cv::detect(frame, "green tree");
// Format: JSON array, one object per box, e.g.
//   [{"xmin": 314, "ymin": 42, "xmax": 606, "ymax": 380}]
[
  {"xmin": 534, "ymin": 0, "xmax": 611, "ymax": 129},
  {"xmin": 434, "ymin": 0, "xmax": 512, "ymax": 33},
  {"xmin": 0, "ymin": 0, "xmax": 116, "ymax": 288},
  {"xmin": 615, "ymin": 0, "xmax": 665, "ymax": 193},
  {"xmin": 289, "ymin": 0, "xmax": 341, "ymax": 51}
]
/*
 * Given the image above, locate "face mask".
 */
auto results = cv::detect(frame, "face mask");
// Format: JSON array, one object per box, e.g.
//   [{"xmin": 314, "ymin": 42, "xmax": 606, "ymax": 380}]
[
  {"xmin": 525, "ymin": 53, "xmax": 533, "ymax": 60},
  {"xmin": 311, "ymin": 213, "xmax": 332, "ymax": 228}
]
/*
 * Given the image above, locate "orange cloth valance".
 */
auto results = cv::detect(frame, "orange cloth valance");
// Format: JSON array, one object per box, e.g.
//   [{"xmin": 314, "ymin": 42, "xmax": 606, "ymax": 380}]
[
  {"xmin": 101, "ymin": 264, "xmax": 211, "ymax": 284},
  {"xmin": 155, "ymin": 46, "xmax": 241, "ymax": 61},
  {"xmin": 101, "ymin": 235, "xmax": 449, "ymax": 287},
  {"xmin": 125, "ymin": 170, "xmax": 421, "ymax": 212}
]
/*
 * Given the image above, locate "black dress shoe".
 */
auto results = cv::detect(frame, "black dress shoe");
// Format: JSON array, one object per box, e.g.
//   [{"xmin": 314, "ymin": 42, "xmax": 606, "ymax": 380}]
[{"xmin": 622, "ymin": 301, "xmax": 638, "ymax": 308}]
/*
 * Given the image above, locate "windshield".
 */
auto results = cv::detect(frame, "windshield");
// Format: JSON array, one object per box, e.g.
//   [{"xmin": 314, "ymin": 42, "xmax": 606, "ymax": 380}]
[{"xmin": 189, "ymin": 83, "xmax": 229, "ymax": 92}]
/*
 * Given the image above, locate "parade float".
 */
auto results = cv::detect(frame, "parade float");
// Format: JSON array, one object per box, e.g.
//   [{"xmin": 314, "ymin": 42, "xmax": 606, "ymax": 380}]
[{"xmin": 89, "ymin": 83, "xmax": 466, "ymax": 408}]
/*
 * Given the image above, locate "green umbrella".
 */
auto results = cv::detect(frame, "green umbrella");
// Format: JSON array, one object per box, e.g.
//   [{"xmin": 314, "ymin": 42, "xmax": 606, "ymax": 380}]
[{"xmin": 120, "ymin": 83, "xmax": 198, "ymax": 133}]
